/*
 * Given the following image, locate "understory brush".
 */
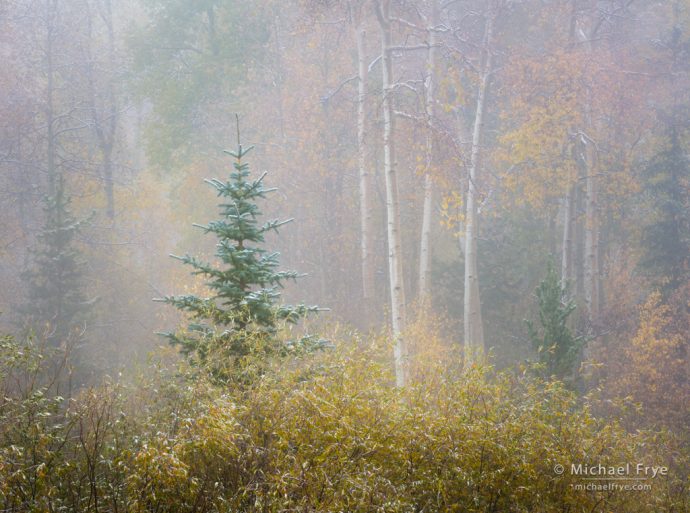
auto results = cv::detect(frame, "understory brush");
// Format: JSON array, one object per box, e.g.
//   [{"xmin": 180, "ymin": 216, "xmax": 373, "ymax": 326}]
[{"xmin": 0, "ymin": 331, "xmax": 687, "ymax": 512}]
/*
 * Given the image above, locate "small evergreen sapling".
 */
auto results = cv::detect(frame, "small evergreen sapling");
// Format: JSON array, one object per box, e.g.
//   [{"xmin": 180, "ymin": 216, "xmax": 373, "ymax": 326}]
[
  {"xmin": 157, "ymin": 140, "xmax": 322, "ymax": 380},
  {"xmin": 526, "ymin": 259, "xmax": 584, "ymax": 380},
  {"xmin": 20, "ymin": 175, "xmax": 93, "ymax": 348}
]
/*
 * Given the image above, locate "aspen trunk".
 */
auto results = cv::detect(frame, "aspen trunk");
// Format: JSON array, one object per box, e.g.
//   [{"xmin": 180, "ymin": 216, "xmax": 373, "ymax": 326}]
[
  {"xmin": 375, "ymin": 0, "xmax": 407, "ymax": 386},
  {"xmin": 463, "ymin": 13, "xmax": 493, "ymax": 357},
  {"xmin": 582, "ymin": 58, "xmax": 599, "ymax": 327},
  {"xmin": 561, "ymin": 184, "xmax": 574, "ymax": 288},
  {"xmin": 104, "ymin": 151, "xmax": 114, "ymax": 218},
  {"xmin": 46, "ymin": 7, "xmax": 56, "ymax": 198},
  {"xmin": 418, "ymin": 0, "xmax": 438, "ymax": 303},
  {"xmin": 103, "ymin": 0, "xmax": 116, "ymax": 219},
  {"xmin": 578, "ymin": 16, "xmax": 601, "ymax": 329},
  {"xmin": 355, "ymin": 12, "xmax": 374, "ymax": 306},
  {"xmin": 88, "ymin": 0, "xmax": 118, "ymax": 219},
  {"xmin": 584, "ymin": 140, "xmax": 599, "ymax": 326},
  {"xmin": 574, "ymin": 184, "xmax": 586, "ymax": 301}
]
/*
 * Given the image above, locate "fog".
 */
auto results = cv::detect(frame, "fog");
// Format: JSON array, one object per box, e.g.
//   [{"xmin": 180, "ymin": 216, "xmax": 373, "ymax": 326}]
[{"xmin": 0, "ymin": 0, "xmax": 688, "ymax": 510}]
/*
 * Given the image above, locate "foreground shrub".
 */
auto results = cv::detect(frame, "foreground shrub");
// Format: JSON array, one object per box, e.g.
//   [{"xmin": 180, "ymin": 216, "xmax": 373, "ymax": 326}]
[
  {"xmin": 603, "ymin": 290, "xmax": 689, "ymax": 433},
  {"xmin": 127, "ymin": 338, "xmax": 688, "ymax": 513},
  {"xmin": 0, "ymin": 332, "xmax": 687, "ymax": 512}
]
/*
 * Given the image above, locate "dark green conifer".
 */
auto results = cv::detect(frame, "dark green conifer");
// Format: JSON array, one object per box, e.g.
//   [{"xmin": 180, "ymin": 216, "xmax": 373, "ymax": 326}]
[
  {"xmin": 21, "ymin": 176, "xmax": 92, "ymax": 348},
  {"xmin": 639, "ymin": 128, "xmax": 690, "ymax": 296},
  {"xmin": 157, "ymin": 137, "xmax": 321, "ymax": 379},
  {"xmin": 526, "ymin": 259, "xmax": 584, "ymax": 380}
]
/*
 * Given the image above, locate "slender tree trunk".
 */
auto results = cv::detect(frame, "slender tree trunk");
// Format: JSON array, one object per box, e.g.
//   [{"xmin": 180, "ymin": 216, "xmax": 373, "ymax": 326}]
[
  {"xmin": 16, "ymin": 130, "xmax": 29, "ymax": 237},
  {"xmin": 561, "ymin": 184, "xmax": 574, "ymax": 288},
  {"xmin": 103, "ymin": 150, "xmax": 114, "ymax": 218},
  {"xmin": 102, "ymin": 0, "xmax": 117, "ymax": 219},
  {"xmin": 569, "ymin": 186, "xmax": 578, "ymax": 287},
  {"xmin": 320, "ymin": 47, "xmax": 338, "ymax": 307},
  {"xmin": 272, "ymin": 6, "xmax": 287, "ymax": 143},
  {"xmin": 418, "ymin": 0, "xmax": 439, "ymax": 303},
  {"xmin": 46, "ymin": 3, "xmax": 57, "ymax": 197},
  {"xmin": 456, "ymin": 103, "xmax": 471, "ymax": 261},
  {"xmin": 463, "ymin": 12, "xmax": 493, "ymax": 357},
  {"xmin": 355, "ymin": 10, "xmax": 374, "ymax": 307},
  {"xmin": 578, "ymin": 16, "xmax": 600, "ymax": 328},
  {"xmin": 86, "ymin": 0, "xmax": 118, "ymax": 218},
  {"xmin": 574, "ymin": 183, "xmax": 585, "ymax": 301},
  {"xmin": 375, "ymin": 0, "xmax": 407, "ymax": 386},
  {"xmin": 584, "ymin": 138, "xmax": 599, "ymax": 326}
]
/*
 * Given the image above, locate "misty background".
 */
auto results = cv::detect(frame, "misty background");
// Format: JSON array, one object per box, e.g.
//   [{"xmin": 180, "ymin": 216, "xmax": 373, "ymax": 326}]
[{"xmin": 0, "ymin": 0, "xmax": 688, "ymax": 390}]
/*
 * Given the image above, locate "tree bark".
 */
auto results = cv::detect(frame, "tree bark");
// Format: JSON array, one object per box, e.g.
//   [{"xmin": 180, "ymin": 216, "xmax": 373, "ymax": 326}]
[
  {"xmin": 103, "ymin": 151, "xmax": 114, "ymax": 218},
  {"xmin": 561, "ymin": 184, "xmax": 574, "ymax": 288},
  {"xmin": 577, "ymin": 14, "xmax": 601, "ymax": 329},
  {"xmin": 101, "ymin": 0, "xmax": 117, "ymax": 219},
  {"xmin": 86, "ymin": 0, "xmax": 118, "ymax": 219},
  {"xmin": 46, "ymin": 1, "xmax": 57, "ymax": 197},
  {"xmin": 418, "ymin": 0, "xmax": 439, "ymax": 303},
  {"xmin": 374, "ymin": 0, "xmax": 407, "ymax": 386},
  {"xmin": 354, "ymin": 7, "xmax": 374, "ymax": 307},
  {"xmin": 463, "ymin": 11, "xmax": 493, "ymax": 357},
  {"xmin": 584, "ymin": 136, "xmax": 599, "ymax": 326}
]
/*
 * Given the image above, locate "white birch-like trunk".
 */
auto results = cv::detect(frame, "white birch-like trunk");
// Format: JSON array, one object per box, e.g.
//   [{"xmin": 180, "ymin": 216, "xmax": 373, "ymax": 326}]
[
  {"xmin": 463, "ymin": 13, "xmax": 493, "ymax": 357},
  {"xmin": 355, "ymin": 9, "xmax": 374, "ymax": 305},
  {"xmin": 561, "ymin": 184, "xmax": 574, "ymax": 288},
  {"xmin": 418, "ymin": 0, "xmax": 439, "ymax": 302},
  {"xmin": 375, "ymin": 0, "xmax": 407, "ymax": 386},
  {"xmin": 46, "ymin": 3, "xmax": 56, "ymax": 197},
  {"xmin": 584, "ymin": 139, "xmax": 599, "ymax": 325},
  {"xmin": 578, "ymin": 20, "xmax": 600, "ymax": 328}
]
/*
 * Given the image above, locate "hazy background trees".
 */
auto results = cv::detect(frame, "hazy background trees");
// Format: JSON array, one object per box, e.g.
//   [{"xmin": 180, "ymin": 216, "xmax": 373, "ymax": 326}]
[{"xmin": 0, "ymin": 0, "xmax": 687, "ymax": 400}]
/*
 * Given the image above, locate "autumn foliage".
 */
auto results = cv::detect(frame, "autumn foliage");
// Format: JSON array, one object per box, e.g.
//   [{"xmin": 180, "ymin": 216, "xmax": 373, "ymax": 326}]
[
  {"xmin": 603, "ymin": 288, "xmax": 690, "ymax": 434},
  {"xmin": 0, "ymin": 330, "xmax": 687, "ymax": 513}
]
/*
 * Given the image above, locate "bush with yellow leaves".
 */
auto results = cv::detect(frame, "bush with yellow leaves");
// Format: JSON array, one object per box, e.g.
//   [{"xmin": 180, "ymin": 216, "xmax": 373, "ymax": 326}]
[
  {"xmin": 0, "ymin": 328, "xmax": 688, "ymax": 512},
  {"xmin": 604, "ymin": 288, "xmax": 689, "ymax": 433},
  {"xmin": 125, "ymin": 336, "xmax": 687, "ymax": 513}
]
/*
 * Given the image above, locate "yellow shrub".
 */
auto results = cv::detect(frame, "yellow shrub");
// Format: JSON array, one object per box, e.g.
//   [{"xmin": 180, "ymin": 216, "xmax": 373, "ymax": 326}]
[
  {"xmin": 120, "ymin": 338, "xmax": 687, "ymax": 512},
  {"xmin": 607, "ymin": 291, "xmax": 689, "ymax": 431}
]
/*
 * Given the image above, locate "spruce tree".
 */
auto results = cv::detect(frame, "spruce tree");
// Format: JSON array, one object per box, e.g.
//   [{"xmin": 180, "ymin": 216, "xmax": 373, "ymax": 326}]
[
  {"xmin": 157, "ymin": 139, "xmax": 321, "ymax": 380},
  {"xmin": 526, "ymin": 259, "xmax": 584, "ymax": 380},
  {"xmin": 21, "ymin": 175, "xmax": 92, "ymax": 348},
  {"xmin": 639, "ymin": 128, "xmax": 690, "ymax": 296}
]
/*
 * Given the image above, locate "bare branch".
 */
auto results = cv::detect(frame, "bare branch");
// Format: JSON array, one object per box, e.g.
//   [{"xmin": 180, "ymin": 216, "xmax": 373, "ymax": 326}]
[
  {"xmin": 321, "ymin": 74, "xmax": 359, "ymax": 103},
  {"xmin": 389, "ymin": 17, "xmax": 421, "ymax": 31},
  {"xmin": 368, "ymin": 54, "xmax": 382, "ymax": 72}
]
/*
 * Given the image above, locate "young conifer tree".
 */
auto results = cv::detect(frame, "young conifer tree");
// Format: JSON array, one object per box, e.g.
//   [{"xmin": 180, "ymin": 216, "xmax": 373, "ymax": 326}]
[
  {"xmin": 21, "ymin": 175, "xmax": 92, "ymax": 348},
  {"xmin": 526, "ymin": 259, "xmax": 584, "ymax": 381},
  {"xmin": 157, "ymin": 133, "xmax": 321, "ymax": 379}
]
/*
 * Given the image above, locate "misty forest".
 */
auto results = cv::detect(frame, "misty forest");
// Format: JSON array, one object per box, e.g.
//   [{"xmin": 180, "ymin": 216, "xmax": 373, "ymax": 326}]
[{"xmin": 0, "ymin": 0, "xmax": 689, "ymax": 511}]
